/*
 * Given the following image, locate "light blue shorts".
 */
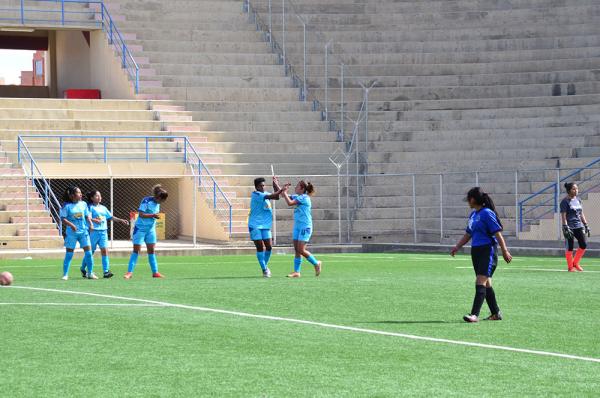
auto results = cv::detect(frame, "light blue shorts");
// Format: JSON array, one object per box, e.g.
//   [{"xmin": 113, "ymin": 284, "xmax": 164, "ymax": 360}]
[
  {"xmin": 64, "ymin": 231, "xmax": 91, "ymax": 250},
  {"xmin": 249, "ymin": 227, "xmax": 272, "ymax": 241},
  {"xmin": 132, "ymin": 226, "xmax": 157, "ymax": 245},
  {"xmin": 90, "ymin": 230, "xmax": 109, "ymax": 251},
  {"xmin": 293, "ymin": 225, "xmax": 312, "ymax": 242}
]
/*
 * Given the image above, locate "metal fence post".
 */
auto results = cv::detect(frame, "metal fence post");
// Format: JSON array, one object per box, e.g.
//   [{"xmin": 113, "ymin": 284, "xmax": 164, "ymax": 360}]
[
  {"xmin": 412, "ymin": 174, "xmax": 417, "ymax": 243},
  {"xmin": 109, "ymin": 19, "xmax": 113, "ymax": 44},
  {"xmin": 110, "ymin": 175, "xmax": 114, "ymax": 249},
  {"xmin": 61, "ymin": 0, "xmax": 65, "ymax": 25},
  {"xmin": 59, "ymin": 136, "xmax": 63, "ymax": 162},
  {"xmin": 556, "ymin": 168, "xmax": 561, "ymax": 241},
  {"xmin": 25, "ymin": 176, "xmax": 30, "ymax": 251},
  {"xmin": 103, "ymin": 137, "xmax": 108, "ymax": 163},
  {"xmin": 213, "ymin": 181, "xmax": 217, "ymax": 209},
  {"xmin": 273, "ymin": 193, "xmax": 278, "ymax": 245},
  {"xmin": 337, "ymin": 170, "xmax": 342, "ymax": 243},
  {"xmin": 475, "ymin": 171, "xmax": 479, "ymax": 186},
  {"xmin": 340, "ymin": 63, "xmax": 344, "ymax": 138},
  {"xmin": 439, "ymin": 173, "xmax": 443, "ymax": 242},
  {"xmin": 145, "ymin": 137, "xmax": 149, "ymax": 162},
  {"xmin": 365, "ymin": 86, "xmax": 369, "ymax": 160},
  {"xmin": 20, "ymin": 0, "xmax": 24, "ymax": 24},
  {"xmin": 122, "ymin": 43, "xmax": 127, "ymax": 68},
  {"xmin": 268, "ymin": 0, "xmax": 272, "ymax": 45},
  {"xmin": 282, "ymin": 0, "xmax": 286, "ymax": 68},
  {"xmin": 346, "ymin": 162, "xmax": 350, "ymax": 242},
  {"xmin": 193, "ymin": 172, "xmax": 197, "ymax": 247},
  {"xmin": 514, "ymin": 170, "xmax": 519, "ymax": 240},
  {"xmin": 302, "ymin": 22, "xmax": 307, "ymax": 101},
  {"xmin": 324, "ymin": 41, "xmax": 331, "ymax": 121}
]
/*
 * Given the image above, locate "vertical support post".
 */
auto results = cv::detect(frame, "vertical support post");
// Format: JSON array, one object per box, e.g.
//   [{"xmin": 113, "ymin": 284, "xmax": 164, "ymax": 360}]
[
  {"xmin": 515, "ymin": 170, "xmax": 519, "ymax": 239},
  {"xmin": 324, "ymin": 41, "xmax": 330, "ymax": 120},
  {"xmin": 110, "ymin": 175, "xmax": 114, "ymax": 249},
  {"xmin": 145, "ymin": 137, "xmax": 149, "ymax": 162},
  {"xmin": 268, "ymin": 0, "xmax": 272, "ymax": 45},
  {"xmin": 59, "ymin": 136, "xmax": 63, "ymax": 163},
  {"xmin": 556, "ymin": 168, "xmax": 561, "ymax": 241},
  {"xmin": 44, "ymin": 182, "xmax": 49, "ymax": 210},
  {"xmin": 229, "ymin": 205, "xmax": 233, "ymax": 237},
  {"xmin": 103, "ymin": 137, "xmax": 108, "ymax": 163},
  {"xmin": 213, "ymin": 181, "xmax": 217, "ymax": 209},
  {"xmin": 340, "ymin": 63, "xmax": 344, "ymax": 138},
  {"xmin": 412, "ymin": 174, "xmax": 417, "ymax": 243},
  {"xmin": 25, "ymin": 176, "xmax": 30, "ymax": 251},
  {"xmin": 365, "ymin": 87, "xmax": 369, "ymax": 160},
  {"xmin": 439, "ymin": 174, "xmax": 444, "ymax": 242},
  {"xmin": 355, "ymin": 123, "xmax": 359, "ymax": 206},
  {"xmin": 475, "ymin": 171, "xmax": 479, "ymax": 186},
  {"xmin": 337, "ymin": 170, "xmax": 342, "ymax": 244},
  {"xmin": 273, "ymin": 193, "xmax": 277, "ymax": 246},
  {"xmin": 346, "ymin": 162, "xmax": 350, "ymax": 242},
  {"xmin": 183, "ymin": 138, "xmax": 188, "ymax": 164},
  {"xmin": 193, "ymin": 171, "xmax": 197, "ymax": 247},
  {"xmin": 122, "ymin": 43, "xmax": 127, "ymax": 68},
  {"xmin": 282, "ymin": 0, "xmax": 286, "ymax": 69},
  {"xmin": 109, "ymin": 19, "xmax": 113, "ymax": 44},
  {"xmin": 101, "ymin": 3, "xmax": 105, "ymax": 28},
  {"xmin": 61, "ymin": 0, "xmax": 65, "ymax": 25},
  {"xmin": 302, "ymin": 22, "xmax": 307, "ymax": 101},
  {"xmin": 135, "ymin": 67, "xmax": 140, "ymax": 95},
  {"xmin": 20, "ymin": 0, "xmax": 24, "ymax": 24},
  {"xmin": 17, "ymin": 137, "xmax": 21, "ymax": 164}
]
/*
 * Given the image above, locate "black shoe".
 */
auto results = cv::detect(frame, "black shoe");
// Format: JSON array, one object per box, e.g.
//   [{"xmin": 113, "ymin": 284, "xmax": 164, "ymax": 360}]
[
  {"xmin": 484, "ymin": 312, "xmax": 503, "ymax": 321},
  {"xmin": 103, "ymin": 271, "xmax": 114, "ymax": 279},
  {"xmin": 80, "ymin": 268, "xmax": 87, "ymax": 278}
]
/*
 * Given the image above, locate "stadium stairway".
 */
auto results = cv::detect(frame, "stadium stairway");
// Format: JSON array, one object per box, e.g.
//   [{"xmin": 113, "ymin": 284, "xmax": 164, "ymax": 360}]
[
  {"xmin": 249, "ymin": 0, "xmax": 600, "ymax": 243},
  {"xmin": 98, "ymin": 0, "xmax": 346, "ymax": 243}
]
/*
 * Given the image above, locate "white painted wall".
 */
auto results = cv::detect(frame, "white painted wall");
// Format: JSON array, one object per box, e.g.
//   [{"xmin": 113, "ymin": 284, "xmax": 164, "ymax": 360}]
[{"xmin": 55, "ymin": 30, "xmax": 91, "ymax": 95}]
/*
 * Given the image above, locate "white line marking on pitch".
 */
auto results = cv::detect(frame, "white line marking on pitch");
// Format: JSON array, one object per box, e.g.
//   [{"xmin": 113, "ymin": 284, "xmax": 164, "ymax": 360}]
[
  {"xmin": 455, "ymin": 267, "xmax": 600, "ymax": 273},
  {"xmin": 0, "ymin": 302, "xmax": 166, "ymax": 307},
  {"xmin": 5, "ymin": 285, "xmax": 600, "ymax": 364}
]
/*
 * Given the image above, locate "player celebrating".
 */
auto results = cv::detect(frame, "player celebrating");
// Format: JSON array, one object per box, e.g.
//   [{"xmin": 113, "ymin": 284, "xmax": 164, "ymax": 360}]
[
  {"xmin": 60, "ymin": 186, "xmax": 95, "ymax": 280},
  {"xmin": 124, "ymin": 185, "xmax": 168, "ymax": 279},
  {"xmin": 451, "ymin": 187, "xmax": 512, "ymax": 323},
  {"xmin": 281, "ymin": 179, "xmax": 322, "ymax": 278},
  {"xmin": 249, "ymin": 177, "xmax": 285, "ymax": 277},
  {"xmin": 80, "ymin": 190, "xmax": 129, "ymax": 279},
  {"xmin": 561, "ymin": 182, "xmax": 590, "ymax": 272}
]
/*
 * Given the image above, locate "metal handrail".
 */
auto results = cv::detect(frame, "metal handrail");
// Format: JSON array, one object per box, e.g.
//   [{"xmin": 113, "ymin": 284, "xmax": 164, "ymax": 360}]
[{"xmin": 2, "ymin": 0, "xmax": 140, "ymax": 94}]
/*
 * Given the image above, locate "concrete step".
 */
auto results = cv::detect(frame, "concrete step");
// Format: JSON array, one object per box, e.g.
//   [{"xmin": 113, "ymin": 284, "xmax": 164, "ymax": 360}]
[
  {"xmin": 141, "ymin": 87, "xmax": 302, "ymax": 102},
  {"xmin": 0, "ymin": 236, "xmax": 63, "ymax": 249}
]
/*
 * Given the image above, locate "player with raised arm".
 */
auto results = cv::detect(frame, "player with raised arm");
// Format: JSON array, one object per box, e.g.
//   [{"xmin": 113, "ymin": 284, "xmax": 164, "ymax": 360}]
[
  {"xmin": 248, "ymin": 177, "xmax": 285, "ymax": 277},
  {"xmin": 80, "ymin": 190, "xmax": 129, "ymax": 279},
  {"xmin": 60, "ymin": 186, "xmax": 96, "ymax": 280},
  {"xmin": 124, "ymin": 185, "xmax": 168, "ymax": 279},
  {"xmin": 280, "ymin": 180, "xmax": 322, "ymax": 278},
  {"xmin": 451, "ymin": 187, "xmax": 512, "ymax": 323}
]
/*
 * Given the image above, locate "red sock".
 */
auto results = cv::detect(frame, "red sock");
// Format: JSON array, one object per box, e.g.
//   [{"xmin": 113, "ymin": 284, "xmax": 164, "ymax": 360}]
[
  {"xmin": 574, "ymin": 248, "xmax": 586, "ymax": 266},
  {"xmin": 565, "ymin": 251, "xmax": 574, "ymax": 270}
]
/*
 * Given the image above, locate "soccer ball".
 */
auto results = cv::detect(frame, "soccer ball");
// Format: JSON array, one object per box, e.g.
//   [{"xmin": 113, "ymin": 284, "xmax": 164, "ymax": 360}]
[{"xmin": 0, "ymin": 271, "xmax": 14, "ymax": 286}]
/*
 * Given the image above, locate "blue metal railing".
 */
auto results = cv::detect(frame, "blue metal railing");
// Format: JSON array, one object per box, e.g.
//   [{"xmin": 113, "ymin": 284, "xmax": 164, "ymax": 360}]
[
  {"xmin": 518, "ymin": 157, "xmax": 600, "ymax": 232},
  {"xmin": 17, "ymin": 135, "xmax": 233, "ymax": 236},
  {"xmin": 17, "ymin": 138, "xmax": 63, "ymax": 234},
  {"xmin": 1, "ymin": 0, "xmax": 140, "ymax": 94}
]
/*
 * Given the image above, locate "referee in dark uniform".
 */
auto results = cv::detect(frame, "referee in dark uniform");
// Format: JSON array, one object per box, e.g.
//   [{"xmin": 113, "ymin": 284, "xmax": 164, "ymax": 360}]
[{"xmin": 451, "ymin": 187, "xmax": 513, "ymax": 323}]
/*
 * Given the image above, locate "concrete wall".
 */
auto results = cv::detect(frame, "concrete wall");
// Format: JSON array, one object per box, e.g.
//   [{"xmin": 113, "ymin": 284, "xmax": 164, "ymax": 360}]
[
  {"xmin": 179, "ymin": 176, "xmax": 229, "ymax": 242},
  {"xmin": 54, "ymin": 30, "xmax": 135, "ymax": 99},
  {"xmin": 38, "ymin": 163, "xmax": 187, "ymax": 178}
]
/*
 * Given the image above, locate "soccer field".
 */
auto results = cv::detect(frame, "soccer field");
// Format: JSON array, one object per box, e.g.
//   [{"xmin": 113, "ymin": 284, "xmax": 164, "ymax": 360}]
[{"xmin": 1, "ymin": 253, "xmax": 599, "ymax": 397}]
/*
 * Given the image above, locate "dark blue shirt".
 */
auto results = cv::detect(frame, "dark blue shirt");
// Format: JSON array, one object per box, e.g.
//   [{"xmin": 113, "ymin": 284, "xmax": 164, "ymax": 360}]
[
  {"xmin": 560, "ymin": 197, "xmax": 583, "ymax": 229},
  {"xmin": 466, "ymin": 208, "xmax": 503, "ymax": 247}
]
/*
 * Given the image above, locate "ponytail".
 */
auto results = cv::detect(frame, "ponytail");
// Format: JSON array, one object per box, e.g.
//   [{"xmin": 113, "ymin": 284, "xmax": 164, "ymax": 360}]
[
  {"xmin": 466, "ymin": 187, "xmax": 503, "ymax": 229},
  {"xmin": 85, "ymin": 190, "xmax": 99, "ymax": 204},
  {"xmin": 62, "ymin": 186, "xmax": 80, "ymax": 204},
  {"xmin": 298, "ymin": 180, "xmax": 315, "ymax": 196}
]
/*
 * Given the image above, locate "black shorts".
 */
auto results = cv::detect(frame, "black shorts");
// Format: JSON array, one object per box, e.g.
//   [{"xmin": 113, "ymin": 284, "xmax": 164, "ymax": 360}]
[{"xmin": 471, "ymin": 244, "xmax": 498, "ymax": 277}]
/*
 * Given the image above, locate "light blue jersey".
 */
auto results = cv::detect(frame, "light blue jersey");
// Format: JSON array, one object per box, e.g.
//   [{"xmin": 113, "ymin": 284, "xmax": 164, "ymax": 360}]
[
  {"xmin": 291, "ymin": 194, "xmax": 312, "ymax": 228},
  {"xmin": 248, "ymin": 191, "xmax": 273, "ymax": 229},
  {"xmin": 60, "ymin": 201, "xmax": 90, "ymax": 233},
  {"xmin": 89, "ymin": 203, "xmax": 112, "ymax": 231},
  {"xmin": 135, "ymin": 196, "xmax": 160, "ymax": 231}
]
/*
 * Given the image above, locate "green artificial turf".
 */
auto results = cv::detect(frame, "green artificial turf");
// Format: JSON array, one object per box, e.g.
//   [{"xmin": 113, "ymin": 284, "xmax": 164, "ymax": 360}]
[{"xmin": 1, "ymin": 252, "xmax": 599, "ymax": 397}]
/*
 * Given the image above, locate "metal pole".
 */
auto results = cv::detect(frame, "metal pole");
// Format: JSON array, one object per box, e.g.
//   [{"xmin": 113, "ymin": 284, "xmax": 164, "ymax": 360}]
[
  {"xmin": 337, "ymin": 169, "xmax": 342, "ymax": 244},
  {"xmin": 273, "ymin": 193, "xmax": 277, "ymax": 246},
  {"xmin": 346, "ymin": 161, "xmax": 350, "ymax": 242},
  {"xmin": 514, "ymin": 170, "xmax": 519, "ymax": 240},
  {"xmin": 439, "ymin": 174, "xmax": 443, "ymax": 242},
  {"xmin": 193, "ymin": 173, "xmax": 197, "ymax": 247},
  {"xmin": 365, "ymin": 87, "xmax": 369, "ymax": 160},
  {"xmin": 340, "ymin": 63, "xmax": 344, "ymax": 138},
  {"xmin": 59, "ymin": 137, "xmax": 63, "ymax": 162},
  {"xmin": 110, "ymin": 175, "xmax": 114, "ymax": 249},
  {"xmin": 324, "ymin": 41, "xmax": 330, "ymax": 120},
  {"xmin": 302, "ymin": 22, "xmax": 307, "ymax": 101},
  {"xmin": 61, "ymin": 0, "xmax": 65, "ymax": 25},
  {"xmin": 268, "ymin": 0, "xmax": 272, "ymax": 46},
  {"xmin": 556, "ymin": 168, "xmax": 561, "ymax": 241},
  {"xmin": 475, "ymin": 171, "xmax": 479, "ymax": 186},
  {"xmin": 355, "ymin": 123, "xmax": 359, "ymax": 206},
  {"xmin": 20, "ymin": 0, "xmax": 24, "ymax": 24},
  {"xmin": 412, "ymin": 174, "xmax": 417, "ymax": 243},
  {"xmin": 103, "ymin": 137, "xmax": 108, "ymax": 163},
  {"xmin": 282, "ymin": 0, "xmax": 286, "ymax": 68},
  {"xmin": 25, "ymin": 176, "xmax": 30, "ymax": 251}
]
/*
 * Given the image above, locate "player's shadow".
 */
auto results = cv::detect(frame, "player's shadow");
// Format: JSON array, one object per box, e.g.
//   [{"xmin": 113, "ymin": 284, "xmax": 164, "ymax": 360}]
[
  {"xmin": 364, "ymin": 320, "xmax": 460, "ymax": 325},
  {"xmin": 179, "ymin": 276, "xmax": 261, "ymax": 280}
]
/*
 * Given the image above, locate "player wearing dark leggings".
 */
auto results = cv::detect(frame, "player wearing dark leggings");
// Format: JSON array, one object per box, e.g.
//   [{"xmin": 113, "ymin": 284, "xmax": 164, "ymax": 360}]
[{"xmin": 561, "ymin": 183, "xmax": 590, "ymax": 272}]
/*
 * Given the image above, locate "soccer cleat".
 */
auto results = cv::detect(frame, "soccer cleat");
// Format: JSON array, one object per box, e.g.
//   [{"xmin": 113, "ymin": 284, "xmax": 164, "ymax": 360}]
[
  {"xmin": 103, "ymin": 271, "xmax": 114, "ymax": 279},
  {"xmin": 574, "ymin": 264, "xmax": 584, "ymax": 272},
  {"xmin": 61, "ymin": 275, "xmax": 69, "ymax": 281},
  {"xmin": 86, "ymin": 273, "xmax": 98, "ymax": 280},
  {"xmin": 287, "ymin": 272, "xmax": 301, "ymax": 278},
  {"xmin": 124, "ymin": 272, "xmax": 133, "ymax": 280},
  {"xmin": 315, "ymin": 261, "xmax": 322, "ymax": 277},
  {"xmin": 463, "ymin": 314, "xmax": 479, "ymax": 323},
  {"xmin": 484, "ymin": 312, "xmax": 503, "ymax": 321},
  {"xmin": 568, "ymin": 267, "xmax": 576, "ymax": 272},
  {"xmin": 152, "ymin": 272, "xmax": 164, "ymax": 278},
  {"xmin": 263, "ymin": 268, "xmax": 272, "ymax": 278},
  {"xmin": 80, "ymin": 268, "xmax": 87, "ymax": 278}
]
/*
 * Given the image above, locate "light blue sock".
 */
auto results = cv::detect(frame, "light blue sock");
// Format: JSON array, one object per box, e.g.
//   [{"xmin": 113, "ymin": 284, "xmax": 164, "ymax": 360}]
[
  {"xmin": 294, "ymin": 257, "xmax": 302, "ymax": 273},
  {"xmin": 148, "ymin": 254, "xmax": 158, "ymax": 274},
  {"xmin": 102, "ymin": 255, "xmax": 110, "ymax": 273},
  {"xmin": 256, "ymin": 251, "xmax": 266, "ymax": 271},
  {"xmin": 84, "ymin": 250, "xmax": 94, "ymax": 274},
  {"xmin": 128, "ymin": 252, "xmax": 139, "ymax": 273},
  {"xmin": 63, "ymin": 251, "xmax": 74, "ymax": 276},
  {"xmin": 264, "ymin": 250, "xmax": 272, "ymax": 266},
  {"xmin": 306, "ymin": 255, "xmax": 319, "ymax": 266}
]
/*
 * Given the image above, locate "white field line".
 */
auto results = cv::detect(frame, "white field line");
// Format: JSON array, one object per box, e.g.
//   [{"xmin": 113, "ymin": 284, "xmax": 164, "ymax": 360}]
[
  {"xmin": 455, "ymin": 267, "xmax": 600, "ymax": 273},
  {"xmin": 0, "ymin": 302, "xmax": 166, "ymax": 307},
  {"xmin": 5, "ymin": 285, "xmax": 600, "ymax": 364}
]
